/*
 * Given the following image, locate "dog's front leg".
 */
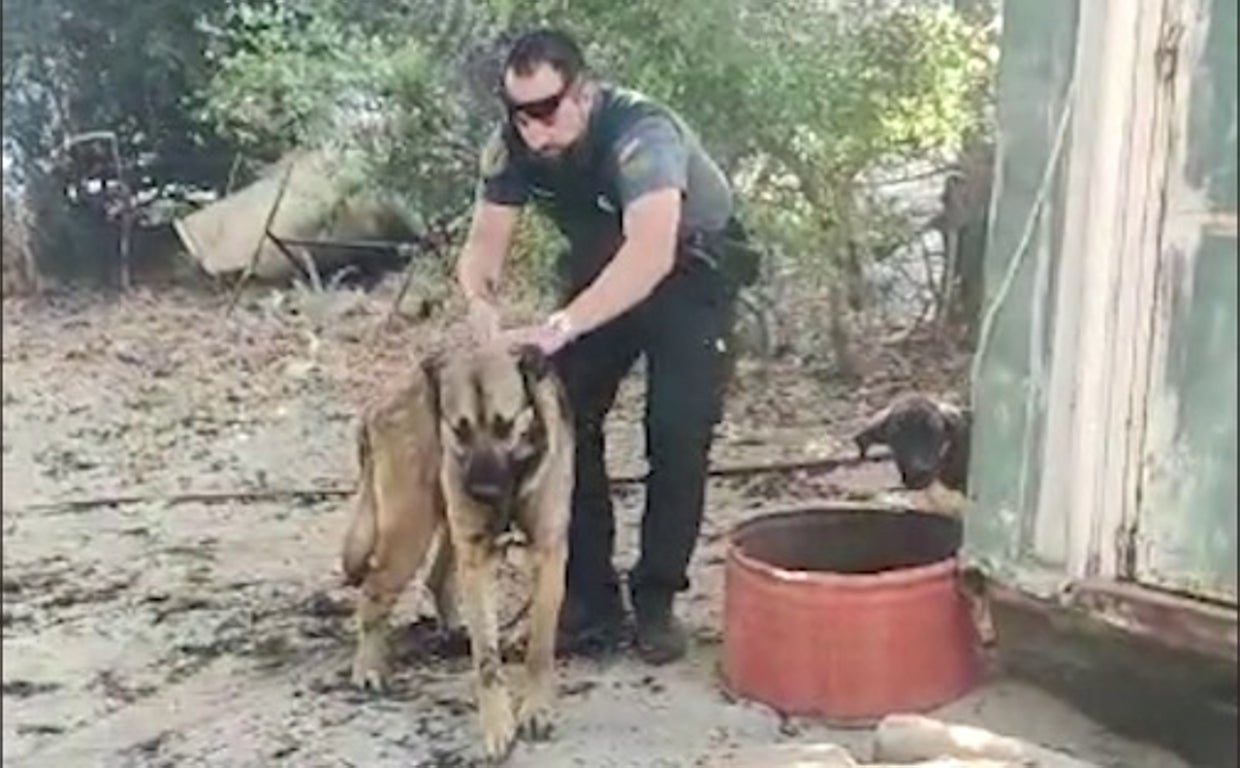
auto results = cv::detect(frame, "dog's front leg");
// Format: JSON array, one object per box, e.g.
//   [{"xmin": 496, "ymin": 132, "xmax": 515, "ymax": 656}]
[
  {"xmin": 517, "ymin": 537, "xmax": 566, "ymax": 741},
  {"xmin": 451, "ymin": 525, "xmax": 516, "ymax": 763},
  {"xmin": 427, "ymin": 531, "xmax": 462, "ymax": 633},
  {"xmin": 352, "ymin": 586, "xmax": 397, "ymax": 691},
  {"xmin": 350, "ymin": 454, "xmax": 443, "ymax": 692},
  {"xmin": 352, "ymin": 533, "xmax": 436, "ymax": 691}
]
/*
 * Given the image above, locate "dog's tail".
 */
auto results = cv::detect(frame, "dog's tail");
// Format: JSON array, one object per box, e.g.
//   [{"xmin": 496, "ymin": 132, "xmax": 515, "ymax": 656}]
[{"xmin": 341, "ymin": 420, "xmax": 378, "ymax": 587}]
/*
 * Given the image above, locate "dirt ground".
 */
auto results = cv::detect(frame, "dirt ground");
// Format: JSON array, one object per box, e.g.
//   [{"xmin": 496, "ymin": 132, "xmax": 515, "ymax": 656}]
[{"xmin": 2, "ymin": 279, "xmax": 1192, "ymax": 767}]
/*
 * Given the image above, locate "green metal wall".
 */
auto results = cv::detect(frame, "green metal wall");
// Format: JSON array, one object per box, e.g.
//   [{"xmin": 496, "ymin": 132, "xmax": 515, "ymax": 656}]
[
  {"xmin": 966, "ymin": 0, "xmax": 1238, "ymax": 605},
  {"xmin": 1133, "ymin": 0, "xmax": 1237, "ymax": 603},
  {"xmin": 962, "ymin": 0, "xmax": 1080, "ymax": 583}
]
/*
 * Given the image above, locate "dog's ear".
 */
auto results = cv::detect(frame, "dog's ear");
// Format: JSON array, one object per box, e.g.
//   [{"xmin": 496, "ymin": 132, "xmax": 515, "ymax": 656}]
[
  {"xmin": 515, "ymin": 343, "xmax": 551, "ymax": 383},
  {"xmin": 938, "ymin": 402, "xmax": 970, "ymax": 440},
  {"xmin": 419, "ymin": 351, "xmax": 443, "ymax": 425},
  {"xmin": 853, "ymin": 405, "xmax": 892, "ymax": 458},
  {"xmin": 936, "ymin": 402, "xmax": 972, "ymax": 492}
]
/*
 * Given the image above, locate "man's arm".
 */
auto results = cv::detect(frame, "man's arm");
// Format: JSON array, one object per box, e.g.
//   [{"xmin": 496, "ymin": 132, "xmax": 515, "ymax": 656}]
[
  {"xmin": 456, "ymin": 200, "xmax": 521, "ymax": 303},
  {"xmin": 556, "ymin": 117, "xmax": 687, "ymax": 338},
  {"xmin": 457, "ymin": 126, "xmax": 528, "ymax": 312},
  {"xmin": 556, "ymin": 189, "xmax": 680, "ymax": 336}
]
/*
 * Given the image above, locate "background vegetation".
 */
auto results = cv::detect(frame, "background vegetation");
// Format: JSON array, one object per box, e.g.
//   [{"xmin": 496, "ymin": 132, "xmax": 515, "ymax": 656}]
[{"xmin": 3, "ymin": 0, "xmax": 997, "ymax": 373}]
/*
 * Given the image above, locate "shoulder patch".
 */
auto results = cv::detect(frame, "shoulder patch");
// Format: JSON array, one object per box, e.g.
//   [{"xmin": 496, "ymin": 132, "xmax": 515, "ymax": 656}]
[
  {"xmin": 479, "ymin": 130, "xmax": 508, "ymax": 179},
  {"xmin": 615, "ymin": 116, "xmax": 683, "ymax": 183},
  {"xmin": 618, "ymin": 138, "xmax": 653, "ymax": 181},
  {"xmin": 617, "ymin": 136, "xmax": 642, "ymax": 165}
]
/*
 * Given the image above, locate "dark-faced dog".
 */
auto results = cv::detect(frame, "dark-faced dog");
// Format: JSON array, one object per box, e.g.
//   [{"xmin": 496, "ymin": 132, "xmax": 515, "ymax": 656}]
[
  {"xmin": 340, "ymin": 343, "xmax": 573, "ymax": 763},
  {"xmin": 853, "ymin": 394, "xmax": 972, "ymax": 493}
]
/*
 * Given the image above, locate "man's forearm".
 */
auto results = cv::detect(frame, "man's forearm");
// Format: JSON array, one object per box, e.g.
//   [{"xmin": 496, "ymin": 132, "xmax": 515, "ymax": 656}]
[
  {"xmin": 457, "ymin": 244, "xmax": 502, "ymax": 302},
  {"xmin": 456, "ymin": 201, "xmax": 520, "ymax": 304},
  {"xmin": 561, "ymin": 235, "xmax": 675, "ymax": 336}
]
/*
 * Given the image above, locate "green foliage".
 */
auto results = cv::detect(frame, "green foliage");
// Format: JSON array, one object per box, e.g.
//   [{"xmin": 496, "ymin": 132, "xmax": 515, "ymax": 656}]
[
  {"xmin": 3, "ymin": 0, "xmax": 246, "ymax": 285},
  {"xmin": 2, "ymin": 0, "xmax": 992, "ymax": 318},
  {"xmin": 196, "ymin": 1, "xmax": 384, "ymax": 158},
  {"xmin": 196, "ymin": 0, "xmax": 991, "ymax": 255},
  {"xmin": 196, "ymin": 0, "xmax": 495, "ymax": 234},
  {"xmin": 739, "ymin": 5, "xmax": 991, "ymax": 214}
]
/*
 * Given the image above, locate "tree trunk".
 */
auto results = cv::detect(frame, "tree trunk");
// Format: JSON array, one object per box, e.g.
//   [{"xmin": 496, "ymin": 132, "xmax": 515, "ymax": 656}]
[
  {"xmin": 820, "ymin": 197, "xmax": 863, "ymax": 382},
  {"xmin": 950, "ymin": 139, "xmax": 995, "ymax": 345},
  {"xmin": 951, "ymin": 0, "xmax": 1000, "ymax": 345}
]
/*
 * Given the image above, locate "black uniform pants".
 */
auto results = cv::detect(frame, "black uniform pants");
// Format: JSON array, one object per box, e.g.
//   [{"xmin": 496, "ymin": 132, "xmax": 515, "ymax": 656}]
[{"xmin": 553, "ymin": 241, "xmax": 737, "ymax": 608}]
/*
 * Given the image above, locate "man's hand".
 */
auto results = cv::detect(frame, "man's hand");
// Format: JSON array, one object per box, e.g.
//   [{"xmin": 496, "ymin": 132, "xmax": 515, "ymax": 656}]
[
  {"xmin": 500, "ymin": 311, "xmax": 575, "ymax": 357},
  {"xmin": 467, "ymin": 298, "xmax": 501, "ymax": 343},
  {"xmin": 456, "ymin": 201, "xmax": 520, "ymax": 342}
]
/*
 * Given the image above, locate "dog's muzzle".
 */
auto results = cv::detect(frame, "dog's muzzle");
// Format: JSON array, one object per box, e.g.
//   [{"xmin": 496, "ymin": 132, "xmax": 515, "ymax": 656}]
[
  {"xmin": 900, "ymin": 467, "xmax": 937, "ymax": 490},
  {"xmin": 463, "ymin": 448, "xmax": 515, "ymax": 506}
]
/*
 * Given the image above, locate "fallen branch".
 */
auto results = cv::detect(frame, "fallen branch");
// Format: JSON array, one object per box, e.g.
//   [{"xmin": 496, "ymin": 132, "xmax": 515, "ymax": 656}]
[
  {"xmin": 7, "ymin": 487, "xmax": 350, "ymax": 516},
  {"xmin": 9, "ymin": 449, "xmax": 892, "ymax": 517},
  {"xmin": 613, "ymin": 447, "xmax": 891, "ymax": 484},
  {"xmin": 379, "ymin": 205, "xmax": 472, "ymax": 334},
  {"xmin": 224, "ymin": 159, "xmax": 297, "ymax": 316}
]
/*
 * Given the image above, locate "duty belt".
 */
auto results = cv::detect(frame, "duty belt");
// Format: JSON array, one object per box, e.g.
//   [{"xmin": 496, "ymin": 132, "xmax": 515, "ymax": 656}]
[{"xmin": 679, "ymin": 227, "xmax": 724, "ymax": 271}]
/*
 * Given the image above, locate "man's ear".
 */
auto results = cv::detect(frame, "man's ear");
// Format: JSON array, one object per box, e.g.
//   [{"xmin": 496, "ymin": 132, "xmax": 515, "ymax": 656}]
[
  {"xmin": 515, "ymin": 343, "xmax": 551, "ymax": 384},
  {"xmin": 853, "ymin": 405, "xmax": 892, "ymax": 459}
]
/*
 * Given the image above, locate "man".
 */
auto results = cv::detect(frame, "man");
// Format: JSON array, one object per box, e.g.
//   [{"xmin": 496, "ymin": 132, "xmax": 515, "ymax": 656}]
[{"xmin": 455, "ymin": 27, "xmax": 748, "ymax": 665}]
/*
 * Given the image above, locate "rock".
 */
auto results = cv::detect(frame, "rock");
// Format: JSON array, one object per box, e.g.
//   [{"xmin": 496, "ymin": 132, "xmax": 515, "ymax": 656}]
[{"xmin": 875, "ymin": 714, "xmax": 1101, "ymax": 768}]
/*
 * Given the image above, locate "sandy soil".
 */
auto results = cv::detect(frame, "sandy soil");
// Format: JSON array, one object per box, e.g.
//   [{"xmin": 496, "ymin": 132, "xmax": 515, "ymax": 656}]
[{"xmin": 2, "ymin": 280, "xmax": 1190, "ymax": 767}]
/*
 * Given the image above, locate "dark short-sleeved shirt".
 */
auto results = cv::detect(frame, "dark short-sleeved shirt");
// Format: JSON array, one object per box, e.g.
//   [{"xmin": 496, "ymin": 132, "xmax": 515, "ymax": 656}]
[{"xmin": 477, "ymin": 85, "xmax": 733, "ymax": 242}]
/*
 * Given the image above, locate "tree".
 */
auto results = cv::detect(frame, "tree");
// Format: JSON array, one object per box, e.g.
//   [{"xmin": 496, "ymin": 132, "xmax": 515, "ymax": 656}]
[
  {"xmin": 4, "ymin": 0, "xmax": 994, "ymax": 321},
  {"xmin": 3, "ymin": 0, "xmax": 241, "ymax": 284},
  {"xmin": 3, "ymin": 0, "xmax": 237, "ymax": 191}
]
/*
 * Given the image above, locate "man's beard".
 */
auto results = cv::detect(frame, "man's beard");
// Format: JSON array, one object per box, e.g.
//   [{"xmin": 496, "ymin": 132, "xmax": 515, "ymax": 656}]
[
  {"xmin": 529, "ymin": 131, "xmax": 587, "ymax": 168},
  {"xmin": 530, "ymin": 141, "xmax": 575, "ymax": 165}
]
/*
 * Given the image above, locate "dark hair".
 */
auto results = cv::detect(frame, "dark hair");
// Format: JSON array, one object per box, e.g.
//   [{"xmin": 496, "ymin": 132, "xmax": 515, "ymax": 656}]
[{"xmin": 503, "ymin": 27, "xmax": 586, "ymax": 82}]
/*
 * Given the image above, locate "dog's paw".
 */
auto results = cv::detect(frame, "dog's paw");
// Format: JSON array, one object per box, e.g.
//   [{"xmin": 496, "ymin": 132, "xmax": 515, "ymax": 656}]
[
  {"xmin": 350, "ymin": 662, "xmax": 387, "ymax": 692},
  {"xmin": 480, "ymin": 690, "xmax": 518, "ymax": 763},
  {"xmin": 349, "ymin": 647, "xmax": 389, "ymax": 692},
  {"xmin": 516, "ymin": 695, "xmax": 555, "ymax": 742}
]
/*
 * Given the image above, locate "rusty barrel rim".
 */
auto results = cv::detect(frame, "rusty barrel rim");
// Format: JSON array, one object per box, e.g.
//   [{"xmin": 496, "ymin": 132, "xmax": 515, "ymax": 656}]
[{"xmin": 725, "ymin": 502, "xmax": 964, "ymax": 589}]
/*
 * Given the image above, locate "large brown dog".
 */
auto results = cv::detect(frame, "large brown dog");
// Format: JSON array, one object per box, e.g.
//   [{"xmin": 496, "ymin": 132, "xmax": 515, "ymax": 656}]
[{"xmin": 340, "ymin": 343, "xmax": 574, "ymax": 763}]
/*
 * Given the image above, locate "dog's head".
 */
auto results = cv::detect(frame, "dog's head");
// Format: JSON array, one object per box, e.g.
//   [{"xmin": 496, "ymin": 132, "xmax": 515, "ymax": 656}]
[
  {"xmin": 422, "ymin": 344, "xmax": 553, "ymax": 508},
  {"xmin": 854, "ymin": 395, "xmax": 970, "ymax": 491}
]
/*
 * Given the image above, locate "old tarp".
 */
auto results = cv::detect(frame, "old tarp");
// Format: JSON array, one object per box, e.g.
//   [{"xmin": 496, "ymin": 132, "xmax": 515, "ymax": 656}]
[{"xmin": 173, "ymin": 149, "xmax": 407, "ymax": 280}]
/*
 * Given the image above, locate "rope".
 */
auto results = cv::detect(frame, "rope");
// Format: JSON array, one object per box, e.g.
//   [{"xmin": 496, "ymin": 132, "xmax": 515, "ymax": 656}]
[{"xmin": 968, "ymin": 81, "xmax": 1077, "ymax": 408}]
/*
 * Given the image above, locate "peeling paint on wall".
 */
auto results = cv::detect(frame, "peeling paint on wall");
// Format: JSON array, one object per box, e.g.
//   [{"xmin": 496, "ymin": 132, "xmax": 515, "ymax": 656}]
[
  {"xmin": 1134, "ymin": 0, "xmax": 1237, "ymax": 604},
  {"xmin": 966, "ymin": 0, "xmax": 1237, "ymax": 609},
  {"xmin": 963, "ymin": 0, "xmax": 1079, "ymax": 579}
]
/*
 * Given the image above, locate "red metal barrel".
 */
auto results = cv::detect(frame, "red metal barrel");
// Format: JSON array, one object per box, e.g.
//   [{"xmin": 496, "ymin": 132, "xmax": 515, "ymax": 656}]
[{"xmin": 721, "ymin": 505, "xmax": 982, "ymax": 726}]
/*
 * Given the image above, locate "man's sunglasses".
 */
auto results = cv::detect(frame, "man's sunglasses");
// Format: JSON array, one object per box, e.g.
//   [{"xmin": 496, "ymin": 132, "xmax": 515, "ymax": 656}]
[{"xmin": 501, "ymin": 79, "xmax": 574, "ymax": 124}]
